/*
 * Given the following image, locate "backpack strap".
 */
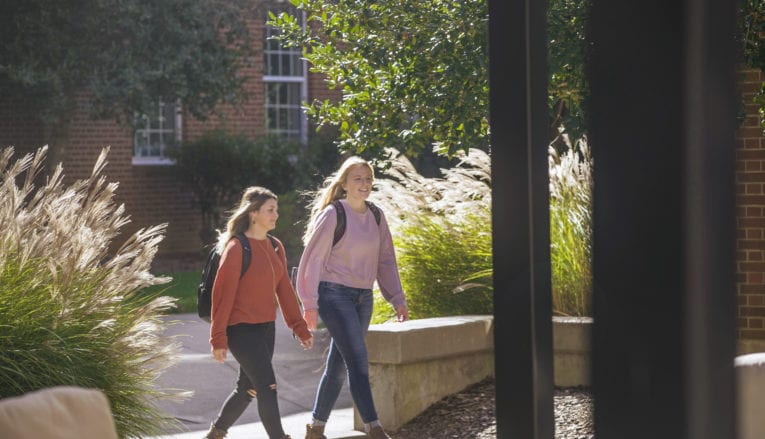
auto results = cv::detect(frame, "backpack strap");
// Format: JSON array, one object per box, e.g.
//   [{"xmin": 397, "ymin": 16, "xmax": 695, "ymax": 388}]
[
  {"xmin": 331, "ymin": 200, "xmax": 346, "ymax": 247},
  {"xmin": 365, "ymin": 201, "xmax": 382, "ymax": 225},
  {"xmin": 233, "ymin": 233, "xmax": 251, "ymax": 278},
  {"xmin": 331, "ymin": 200, "xmax": 381, "ymax": 247},
  {"xmin": 267, "ymin": 234, "xmax": 279, "ymax": 252}
]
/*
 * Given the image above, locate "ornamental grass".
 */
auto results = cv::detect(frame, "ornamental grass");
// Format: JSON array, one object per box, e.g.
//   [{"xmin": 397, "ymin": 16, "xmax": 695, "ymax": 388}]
[
  {"xmin": 373, "ymin": 138, "xmax": 593, "ymax": 319},
  {"xmin": 0, "ymin": 146, "xmax": 184, "ymax": 437},
  {"xmin": 549, "ymin": 137, "xmax": 593, "ymax": 316},
  {"xmin": 373, "ymin": 148, "xmax": 493, "ymax": 321}
]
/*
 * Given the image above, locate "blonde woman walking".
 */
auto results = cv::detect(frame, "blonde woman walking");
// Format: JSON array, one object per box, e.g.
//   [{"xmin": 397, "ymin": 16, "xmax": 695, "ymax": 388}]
[{"xmin": 296, "ymin": 157, "xmax": 409, "ymax": 439}]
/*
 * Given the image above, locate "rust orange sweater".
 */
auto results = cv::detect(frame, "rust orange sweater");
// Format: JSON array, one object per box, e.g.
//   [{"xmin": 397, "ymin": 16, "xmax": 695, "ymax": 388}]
[{"xmin": 209, "ymin": 235, "xmax": 310, "ymax": 350}]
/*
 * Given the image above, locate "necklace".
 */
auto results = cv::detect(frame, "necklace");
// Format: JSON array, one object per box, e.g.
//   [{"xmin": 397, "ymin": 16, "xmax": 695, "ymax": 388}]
[{"xmin": 256, "ymin": 238, "xmax": 277, "ymax": 295}]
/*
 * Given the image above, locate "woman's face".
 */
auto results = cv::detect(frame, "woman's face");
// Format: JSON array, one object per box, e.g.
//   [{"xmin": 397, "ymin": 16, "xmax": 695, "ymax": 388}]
[
  {"xmin": 250, "ymin": 198, "xmax": 279, "ymax": 232},
  {"xmin": 342, "ymin": 165, "xmax": 373, "ymax": 202}
]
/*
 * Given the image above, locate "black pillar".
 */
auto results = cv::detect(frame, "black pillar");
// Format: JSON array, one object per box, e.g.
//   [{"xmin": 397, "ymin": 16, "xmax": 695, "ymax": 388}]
[
  {"xmin": 488, "ymin": 0, "xmax": 554, "ymax": 438},
  {"xmin": 588, "ymin": 0, "xmax": 737, "ymax": 438}
]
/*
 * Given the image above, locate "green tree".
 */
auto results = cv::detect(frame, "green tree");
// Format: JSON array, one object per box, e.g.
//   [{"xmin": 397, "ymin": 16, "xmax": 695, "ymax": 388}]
[
  {"xmin": 270, "ymin": 0, "xmax": 490, "ymax": 158},
  {"xmin": 269, "ymin": 0, "xmax": 590, "ymax": 158},
  {"xmin": 739, "ymin": 0, "xmax": 765, "ymax": 128},
  {"xmin": 0, "ymin": 0, "xmax": 253, "ymax": 127},
  {"xmin": 547, "ymin": 0, "xmax": 590, "ymax": 144}
]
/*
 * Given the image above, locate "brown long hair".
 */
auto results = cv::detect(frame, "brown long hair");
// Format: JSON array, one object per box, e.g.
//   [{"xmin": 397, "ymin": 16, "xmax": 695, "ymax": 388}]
[
  {"xmin": 216, "ymin": 186, "xmax": 277, "ymax": 253},
  {"xmin": 303, "ymin": 156, "xmax": 374, "ymax": 244}
]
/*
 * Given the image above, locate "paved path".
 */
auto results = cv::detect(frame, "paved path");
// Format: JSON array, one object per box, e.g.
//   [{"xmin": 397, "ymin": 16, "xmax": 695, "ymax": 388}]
[{"xmin": 150, "ymin": 313, "xmax": 364, "ymax": 439}]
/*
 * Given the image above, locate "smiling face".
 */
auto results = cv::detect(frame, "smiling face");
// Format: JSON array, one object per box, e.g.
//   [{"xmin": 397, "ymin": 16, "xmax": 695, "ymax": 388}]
[
  {"xmin": 249, "ymin": 198, "xmax": 279, "ymax": 232},
  {"xmin": 342, "ymin": 164, "xmax": 374, "ymax": 202}
]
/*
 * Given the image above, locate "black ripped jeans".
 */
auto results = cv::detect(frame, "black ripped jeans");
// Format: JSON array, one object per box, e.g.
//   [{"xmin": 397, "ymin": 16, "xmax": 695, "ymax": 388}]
[{"xmin": 213, "ymin": 322, "xmax": 285, "ymax": 438}]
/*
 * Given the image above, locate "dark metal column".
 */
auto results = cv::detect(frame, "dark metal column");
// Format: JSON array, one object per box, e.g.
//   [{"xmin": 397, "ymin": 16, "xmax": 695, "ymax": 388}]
[
  {"xmin": 488, "ymin": 0, "xmax": 554, "ymax": 438},
  {"xmin": 587, "ymin": 0, "xmax": 737, "ymax": 438}
]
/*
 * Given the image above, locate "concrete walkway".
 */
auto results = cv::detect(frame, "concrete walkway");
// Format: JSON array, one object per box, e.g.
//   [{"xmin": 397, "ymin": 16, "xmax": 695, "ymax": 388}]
[{"xmin": 150, "ymin": 313, "xmax": 365, "ymax": 439}]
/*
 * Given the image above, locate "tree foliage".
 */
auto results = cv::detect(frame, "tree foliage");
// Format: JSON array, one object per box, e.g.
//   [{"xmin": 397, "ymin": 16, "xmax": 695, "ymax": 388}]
[
  {"xmin": 739, "ymin": 0, "xmax": 765, "ymax": 128},
  {"xmin": 271, "ymin": 0, "xmax": 490, "ymax": 158},
  {"xmin": 0, "ymin": 0, "xmax": 253, "ymax": 126},
  {"xmin": 548, "ymin": 0, "xmax": 590, "ymax": 143},
  {"xmin": 270, "ymin": 0, "xmax": 590, "ymax": 158}
]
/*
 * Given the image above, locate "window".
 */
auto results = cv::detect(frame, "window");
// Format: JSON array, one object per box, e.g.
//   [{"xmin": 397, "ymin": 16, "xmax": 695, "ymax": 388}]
[
  {"xmin": 264, "ymin": 7, "xmax": 307, "ymax": 142},
  {"xmin": 132, "ymin": 100, "xmax": 181, "ymax": 165}
]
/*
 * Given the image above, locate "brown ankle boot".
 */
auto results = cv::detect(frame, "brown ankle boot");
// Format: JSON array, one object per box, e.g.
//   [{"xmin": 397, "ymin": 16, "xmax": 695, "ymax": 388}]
[
  {"xmin": 367, "ymin": 425, "xmax": 390, "ymax": 439},
  {"xmin": 204, "ymin": 424, "xmax": 227, "ymax": 439},
  {"xmin": 305, "ymin": 424, "xmax": 327, "ymax": 439}
]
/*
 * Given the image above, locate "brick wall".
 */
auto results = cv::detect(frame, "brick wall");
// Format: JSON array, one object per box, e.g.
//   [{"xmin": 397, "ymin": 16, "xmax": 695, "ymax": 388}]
[
  {"xmin": 51, "ymin": 92, "xmax": 203, "ymax": 259},
  {"xmin": 737, "ymin": 66, "xmax": 765, "ymax": 343},
  {"xmin": 0, "ymin": 97, "xmax": 46, "ymax": 157},
  {"xmin": 185, "ymin": 17, "xmax": 266, "ymax": 140}
]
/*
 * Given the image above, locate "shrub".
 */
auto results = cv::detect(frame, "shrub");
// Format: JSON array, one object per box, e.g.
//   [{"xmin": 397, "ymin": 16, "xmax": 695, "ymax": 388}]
[
  {"xmin": 549, "ymin": 136, "xmax": 593, "ymax": 316},
  {"xmin": 372, "ymin": 148, "xmax": 493, "ymax": 321},
  {"xmin": 373, "ymin": 138, "xmax": 593, "ymax": 320},
  {"xmin": 0, "ymin": 146, "xmax": 183, "ymax": 438},
  {"xmin": 272, "ymin": 190, "xmax": 311, "ymax": 269},
  {"xmin": 168, "ymin": 129, "xmax": 341, "ymax": 247}
]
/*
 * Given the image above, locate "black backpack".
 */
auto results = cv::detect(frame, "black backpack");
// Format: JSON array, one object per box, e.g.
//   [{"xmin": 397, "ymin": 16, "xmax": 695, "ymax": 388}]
[
  {"xmin": 330, "ymin": 200, "xmax": 381, "ymax": 246},
  {"xmin": 197, "ymin": 233, "xmax": 278, "ymax": 322}
]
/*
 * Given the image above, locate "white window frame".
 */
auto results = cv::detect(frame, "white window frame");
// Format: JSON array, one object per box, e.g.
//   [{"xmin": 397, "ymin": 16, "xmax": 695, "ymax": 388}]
[
  {"xmin": 264, "ymin": 9, "xmax": 308, "ymax": 143},
  {"xmin": 132, "ymin": 100, "xmax": 181, "ymax": 166}
]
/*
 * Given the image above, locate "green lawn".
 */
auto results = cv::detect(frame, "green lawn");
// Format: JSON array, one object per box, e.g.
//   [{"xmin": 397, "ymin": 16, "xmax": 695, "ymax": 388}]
[{"xmin": 143, "ymin": 271, "xmax": 199, "ymax": 314}]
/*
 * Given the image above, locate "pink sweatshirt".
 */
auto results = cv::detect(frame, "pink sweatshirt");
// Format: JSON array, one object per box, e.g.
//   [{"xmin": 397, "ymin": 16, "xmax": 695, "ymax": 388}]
[{"xmin": 296, "ymin": 199, "xmax": 406, "ymax": 311}]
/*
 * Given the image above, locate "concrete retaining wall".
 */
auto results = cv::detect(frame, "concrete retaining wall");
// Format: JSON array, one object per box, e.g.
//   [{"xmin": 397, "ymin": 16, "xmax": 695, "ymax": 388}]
[
  {"xmin": 355, "ymin": 315, "xmax": 495, "ymax": 431},
  {"xmin": 356, "ymin": 315, "xmax": 593, "ymax": 432},
  {"xmin": 553, "ymin": 316, "xmax": 593, "ymax": 387},
  {"xmin": 736, "ymin": 352, "xmax": 765, "ymax": 439}
]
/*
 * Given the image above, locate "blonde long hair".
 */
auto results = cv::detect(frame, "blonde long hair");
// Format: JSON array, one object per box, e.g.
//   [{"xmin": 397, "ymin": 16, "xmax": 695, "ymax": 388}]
[
  {"xmin": 303, "ymin": 156, "xmax": 374, "ymax": 245},
  {"xmin": 216, "ymin": 186, "xmax": 277, "ymax": 253}
]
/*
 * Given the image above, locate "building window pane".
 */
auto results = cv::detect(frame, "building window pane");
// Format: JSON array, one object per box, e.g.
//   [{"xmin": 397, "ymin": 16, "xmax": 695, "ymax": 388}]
[
  {"xmin": 265, "ymin": 82, "xmax": 302, "ymax": 139},
  {"xmin": 264, "ymin": 6, "xmax": 306, "ymax": 142},
  {"xmin": 133, "ymin": 100, "xmax": 180, "ymax": 164}
]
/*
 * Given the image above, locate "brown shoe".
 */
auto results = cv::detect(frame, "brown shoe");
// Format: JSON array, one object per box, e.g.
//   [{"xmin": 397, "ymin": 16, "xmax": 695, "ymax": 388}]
[
  {"xmin": 367, "ymin": 426, "xmax": 391, "ymax": 439},
  {"xmin": 204, "ymin": 424, "xmax": 227, "ymax": 439},
  {"xmin": 305, "ymin": 424, "xmax": 327, "ymax": 439}
]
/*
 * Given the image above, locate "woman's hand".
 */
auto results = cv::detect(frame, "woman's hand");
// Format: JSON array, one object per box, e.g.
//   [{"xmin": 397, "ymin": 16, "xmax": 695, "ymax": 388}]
[
  {"xmin": 212, "ymin": 348, "xmax": 227, "ymax": 364},
  {"xmin": 300, "ymin": 336, "xmax": 314, "ymax": 350},
  {"xmin": 396, "ymin": 304, "xmax": 409, "ymax": 322},
  {"xmin": 303, "ymin": 309, "xmax": 319, "ymax": 331}
]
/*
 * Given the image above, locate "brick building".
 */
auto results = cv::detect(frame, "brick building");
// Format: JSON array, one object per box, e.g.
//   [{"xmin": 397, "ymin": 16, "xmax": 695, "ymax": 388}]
[{"xmin": 0, "ymin": 3, "xmax": 338, "ymax": 264}]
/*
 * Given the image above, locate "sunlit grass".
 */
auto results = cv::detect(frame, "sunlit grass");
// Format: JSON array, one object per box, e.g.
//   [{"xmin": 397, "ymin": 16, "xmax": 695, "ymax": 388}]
[
  {"xmin": 372, "ymin": 148, "xmax": 492, "ymax": 322},
  {"xmin": 141, "ymin": 271, "xmax": 199, "ymax": 314},
  {"xmin": 549, "ymin": 137, "xmax": 593, "ymax": 316},
  {"xmin": 372, "ymin": 139, "xmax": 593, "ymax": 320}
]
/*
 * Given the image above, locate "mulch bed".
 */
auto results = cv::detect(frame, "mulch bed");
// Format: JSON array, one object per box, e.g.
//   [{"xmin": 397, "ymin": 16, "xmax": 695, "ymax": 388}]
[{"xmin": 388, "ymin": 379, "xmax": 593, "ymax": 439}]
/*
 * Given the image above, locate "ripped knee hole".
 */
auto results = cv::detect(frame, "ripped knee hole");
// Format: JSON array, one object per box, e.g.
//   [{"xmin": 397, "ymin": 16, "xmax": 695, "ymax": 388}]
[{"xmin": 247, "ymin": 384, "xmax": 276, "ymax": 398}]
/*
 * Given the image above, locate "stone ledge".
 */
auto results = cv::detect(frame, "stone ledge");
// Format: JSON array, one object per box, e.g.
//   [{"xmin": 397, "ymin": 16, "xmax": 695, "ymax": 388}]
[
  {"xmin": 365, "ymin": 315, "xmax": 494, "ymax": 364},
  {"xmin": 736, "ymin": 352, "xmax": 765, "ymax": 439}
]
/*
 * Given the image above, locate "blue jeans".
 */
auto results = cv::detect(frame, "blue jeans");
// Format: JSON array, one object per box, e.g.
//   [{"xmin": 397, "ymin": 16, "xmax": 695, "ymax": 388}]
[
  {"xmin": 213, "ymin": 322, "xmax": 285, "ymax": 439},
  {"xmin": 312, "ymin": 281, "xmax": 378, "ymax": 423}
]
